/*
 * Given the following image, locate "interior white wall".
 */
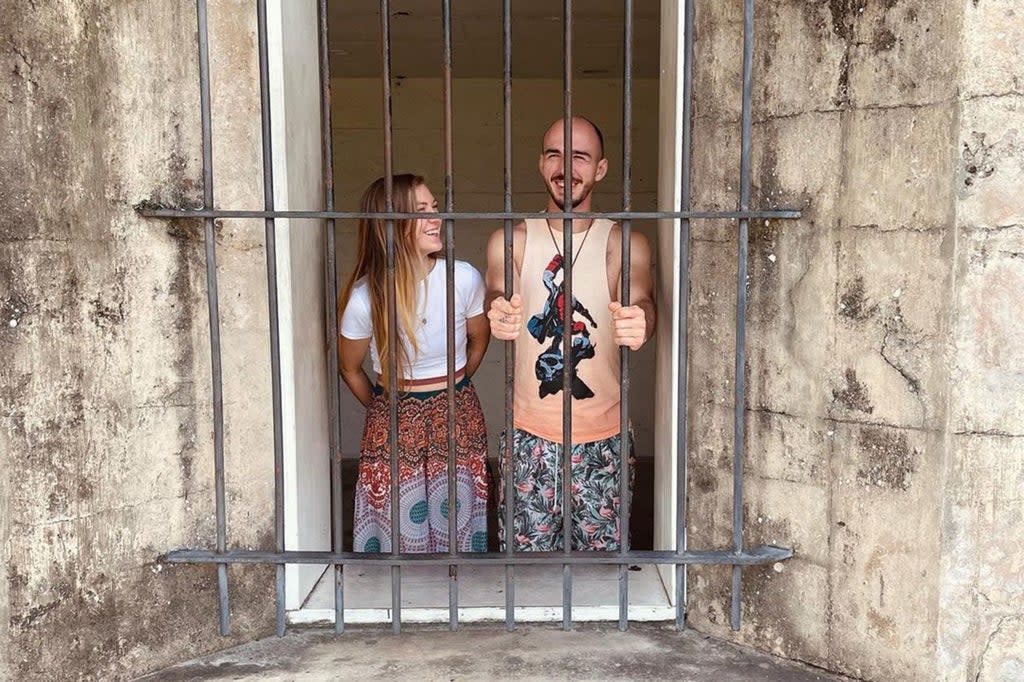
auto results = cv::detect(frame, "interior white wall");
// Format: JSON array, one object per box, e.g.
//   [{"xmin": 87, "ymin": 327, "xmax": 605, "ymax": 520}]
[{"xmin": 268, "ymin": 0, "xmax": 331, "ymax": 609}]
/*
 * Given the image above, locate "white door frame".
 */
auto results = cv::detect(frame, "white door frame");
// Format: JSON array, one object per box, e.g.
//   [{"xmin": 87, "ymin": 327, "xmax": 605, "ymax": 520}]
[
  {"xmin": 653, "ymin": 0, "xmax": 687, "ymax": 604},
  {"xmin": 267, "ymin": 0, "xmax": 332, "ymax": 611}
]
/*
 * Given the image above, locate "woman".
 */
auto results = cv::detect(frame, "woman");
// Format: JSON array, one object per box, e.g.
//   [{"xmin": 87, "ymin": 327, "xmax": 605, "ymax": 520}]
[{"xmin": 338, "ymin": 174, "xmax": 491, "ymax": 553}]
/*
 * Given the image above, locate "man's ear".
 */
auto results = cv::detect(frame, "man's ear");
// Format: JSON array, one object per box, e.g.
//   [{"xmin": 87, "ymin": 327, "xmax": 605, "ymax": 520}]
[
  {"xmin": 538, "ymin": 153, "xmax": 546, "ymax": 176},
  {"xmin": 596, "ymin": 157, "xmax": 609, "ymax": 182}
]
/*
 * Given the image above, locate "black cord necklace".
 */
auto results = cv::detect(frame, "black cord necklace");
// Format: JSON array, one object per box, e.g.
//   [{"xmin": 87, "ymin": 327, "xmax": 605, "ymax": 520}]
[{"xmin": 547, "ymin": 219, "xmax": 595, "ymax": 267}]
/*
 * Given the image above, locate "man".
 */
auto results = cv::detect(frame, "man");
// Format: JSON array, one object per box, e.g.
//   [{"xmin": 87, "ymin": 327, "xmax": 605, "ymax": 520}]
[{"xmin": 485, "ymin": 116, "xmax": 655, "ymax": 551}]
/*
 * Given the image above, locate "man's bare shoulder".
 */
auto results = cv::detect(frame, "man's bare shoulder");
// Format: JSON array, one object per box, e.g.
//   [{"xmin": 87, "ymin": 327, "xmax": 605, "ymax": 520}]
[
  {"xmin": 606, "ymin": 222, "xmax": 652, "ymax": 251},
  {"xmin": 489, "ymin": 220, "xmax": 527, "ymax": 238}
]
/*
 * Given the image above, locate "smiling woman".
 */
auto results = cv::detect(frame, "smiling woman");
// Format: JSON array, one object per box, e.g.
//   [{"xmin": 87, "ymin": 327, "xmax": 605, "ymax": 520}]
[{"xmin": 336, "ymin": 174, "xmax": 492, "ymax": 555}]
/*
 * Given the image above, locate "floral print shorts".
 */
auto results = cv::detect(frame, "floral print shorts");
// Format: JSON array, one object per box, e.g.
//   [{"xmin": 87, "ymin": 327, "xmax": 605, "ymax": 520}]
[{"xmin": 497, "ymin": 428, "xmax": 635, "ymax": 551}]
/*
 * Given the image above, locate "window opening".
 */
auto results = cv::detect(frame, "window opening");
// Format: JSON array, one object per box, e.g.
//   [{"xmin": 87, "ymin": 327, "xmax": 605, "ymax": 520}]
[{"xmin": 139, "ymin": 0, "xmax": 801, "ymax": 637}]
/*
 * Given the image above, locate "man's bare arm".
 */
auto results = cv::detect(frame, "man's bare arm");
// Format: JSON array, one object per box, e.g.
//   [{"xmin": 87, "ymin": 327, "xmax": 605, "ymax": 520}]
[
  {"xmin": 485, "ymin": 226, "xmax": 524, "ymax": 341},
  {"xmin": 628, "ymin": 229, "xmax": 656, "ymax": 341},
  {"xmin": 609, "ymin": 229, "xmax": 656, "ymax": 350},
  {"xmin": 484, "ymin": 228, "xmax": 509, "ymax": 311}
]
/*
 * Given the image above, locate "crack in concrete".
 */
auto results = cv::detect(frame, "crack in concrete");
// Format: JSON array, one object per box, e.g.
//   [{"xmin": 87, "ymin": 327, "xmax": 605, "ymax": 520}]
[
  {"xmin": 973, "ymin": 615, "xmax": 1019, "ymax": 682},
  {"xmin": 845, "ymin": 222, "xmax": 949, "ymax": 233},
  {"xmin": 749, "ymin": 405, "xmax": 801, "ymax": 420},
  {"xmin": 11, "ymin": 494, "xmax": 204, "ymax": 528},
  {"xmin": 879, "ymin": 325, "xmax": 921, "ymax": 395},
  {"xmin": 962, "ymin": 89, "xmax": 1024, "ymax": 102},
  {"xmin": 826, "ymin": 414, "xmax": 937, "ymax": 434},
  {"xmin": 697, "ymin": 97, "xmax": 961, "ymax": 128},
  {"xmin": 954, "ymin": 429, "xmax": 1024, "ymax": 439},
  {"xmin": 7, "ymin": 41, "xmax": 39, "ymax": 90},
  {"xmin": 963, "ymin": 223, "xmax": 1024, "ymax": 233}
]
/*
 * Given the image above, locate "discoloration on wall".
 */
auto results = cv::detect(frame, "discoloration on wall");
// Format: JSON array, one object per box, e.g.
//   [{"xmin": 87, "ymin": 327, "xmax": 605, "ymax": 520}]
[
  {"xmin": 855, "ymin": 426, "xmax": 917, "ymax": 491},
  {"xmin": 832, "ymin": 368, "xmax": 873, "ymax": 414},
  {"xmin": 2, "ymin": 2, "xmax": 276, "ymax": 679},
  {"xmin": 936, "ymin": 3, "xmax": 1024, "ymax": 678},
  {"xmin": 685, "ymin": 0, "xmax": 1020, "ymax": 680}
]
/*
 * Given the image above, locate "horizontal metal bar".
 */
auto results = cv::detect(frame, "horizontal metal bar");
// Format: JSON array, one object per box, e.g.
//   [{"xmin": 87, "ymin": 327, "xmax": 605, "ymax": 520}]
[
  {"xmin": 136, "ymin": 208, "xmax": 802, "ymax": 222},
  {"xmin": 162, "ymin": 546, "xmax": 793, "ymax": 566}
]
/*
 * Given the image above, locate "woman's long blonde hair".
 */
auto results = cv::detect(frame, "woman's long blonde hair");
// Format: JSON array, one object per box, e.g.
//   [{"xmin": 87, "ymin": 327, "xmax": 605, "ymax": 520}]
[{"xmin": 338, "ymin": 174, "xmax": 434, "ymax": 391}]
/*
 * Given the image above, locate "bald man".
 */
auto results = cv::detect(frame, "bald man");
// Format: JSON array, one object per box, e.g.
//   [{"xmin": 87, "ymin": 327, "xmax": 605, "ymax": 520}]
[{"xmin": 485, "ymin": 117, "xmax": 655, "ymax": 552}]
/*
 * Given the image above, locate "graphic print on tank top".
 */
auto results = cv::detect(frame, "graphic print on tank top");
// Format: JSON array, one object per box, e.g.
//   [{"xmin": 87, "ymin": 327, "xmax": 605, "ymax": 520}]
[{"xmin": 526, "ymin": 252, "xmax": 598, "ymax": 400}]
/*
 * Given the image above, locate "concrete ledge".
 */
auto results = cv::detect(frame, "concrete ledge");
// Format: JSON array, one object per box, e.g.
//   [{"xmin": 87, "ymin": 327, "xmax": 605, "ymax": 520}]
[{"xmin": 139, "ymin": 623, "xmax": 851, "ymax": 681}]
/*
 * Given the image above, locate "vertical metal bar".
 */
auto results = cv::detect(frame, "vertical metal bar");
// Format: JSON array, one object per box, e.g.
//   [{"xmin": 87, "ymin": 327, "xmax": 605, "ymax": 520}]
[
  {"xmin": 617, "ymin": 0, "xmax": 633, "ymax": 633},
  {"xmin": 502, "ymin": 0, "xmax": 516, "ymax": 633},
  {"xmin": 675, "ymin": 0, "xmax": 695, "ymax": 632},
  {"xmin": 195, "ymin": 0, "xmax": 230, "ymax": 637},
  {"xmin": 441, "ymin": 0, "xmax": 459, "ymax": 632},
  {"xmin": 731, "ymin": 0, "xmax": 755, "ymax": 632},
  {"xmin": 255, "ymin": 0, "xmax": 286, "ymax": 638},
  {"xmin": 380, "ymin": 0, "xmax": 402, "ymax": 635},
  {"xmin": 316, "ymin": 0, "xmax": 344, "ymax": 635},
  {"xmin": 561, "ymin": 0, "xmax": 574, "ymax": 632}
]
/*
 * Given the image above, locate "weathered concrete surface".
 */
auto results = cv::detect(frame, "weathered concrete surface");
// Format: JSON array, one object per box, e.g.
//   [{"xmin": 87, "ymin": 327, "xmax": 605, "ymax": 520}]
[
  {"xmin": 140, "ymin": 624, "xmax": 851, "ymax": 681},
  {"xmin": 684, "ymin": 1, "xmax": 1023, "ymax": 681},
  {"xmin": 1, "ymin": 2, "xmax": 275, "ymax": 680},
  {"xmin": 935, "ymin": 2, "xmax": 1024, "ymax": 680},
  {"xmin": 2, "ymin": 0, "xmax": 1021, "ymax": 681}
]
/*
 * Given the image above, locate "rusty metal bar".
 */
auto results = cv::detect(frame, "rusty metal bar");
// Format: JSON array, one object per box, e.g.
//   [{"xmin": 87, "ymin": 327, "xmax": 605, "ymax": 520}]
[
  {"xmin": 732, "ymin": 0, "xmax": 755, "ymax": 632},
  {"xmin": 195, "ymin": 0, "xmax": 230, "ymax": 637},
  {"xmin": 316, "ymin": 0, "xmax": 344, "ymax": 635},
  {"xmin": 501, "ymin": 0, "xmax": 516, "ymax": 632},
  {"xmin": 140, "ymin": 208, "xmax": 801, "ymax": 222},
  {"xmin": 617, "ymin": 0, "xmax": 633, "ymax": 634},
  {"xmin": 441, "ymin": 0, "xmax": 459, "ymax": 632},
  {"xmin": 166, "ymin": 546, "xmax": 794, "ymax": 566},
  {"xmin": 254, "ymin": 0, "xmax": 286, "ymax": 638},
  {"xmin": 560, "ymin": 0, "xmax": 574, "ymax": 632},
  {"xmin": 676, "ymin": 0, "xmax": 695, "ymax": 631},
  {"xmin": 378, "ymin": 0, "xmax": 402, "ymax": 636}
]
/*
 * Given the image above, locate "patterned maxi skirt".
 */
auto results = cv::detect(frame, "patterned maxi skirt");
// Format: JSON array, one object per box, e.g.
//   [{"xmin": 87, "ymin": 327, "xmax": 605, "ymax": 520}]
[{"xmin": 353, "ymin": 378, "xmax": 490, "ymax": 553}]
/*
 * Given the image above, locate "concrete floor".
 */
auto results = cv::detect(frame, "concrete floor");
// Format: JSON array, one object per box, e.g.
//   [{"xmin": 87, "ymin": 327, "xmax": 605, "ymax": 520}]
[{"xmin": 140, "ymin": 623, "xmax": 849, "ymax": 681}]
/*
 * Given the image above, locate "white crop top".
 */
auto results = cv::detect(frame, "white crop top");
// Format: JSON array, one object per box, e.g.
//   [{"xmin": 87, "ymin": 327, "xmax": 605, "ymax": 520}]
[{"xmin": 339, "ymin": 259, "xmax": 485, "ymax": 380}]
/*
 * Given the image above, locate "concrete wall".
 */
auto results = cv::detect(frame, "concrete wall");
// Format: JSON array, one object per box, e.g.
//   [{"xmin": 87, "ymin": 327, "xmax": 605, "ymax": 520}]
[
  {"xmin": 2, "ymin": 1, "xmax": 1020, "ymax": 680},
  {"xmin": 1, "ymin": 2, "xmax": 277, "ymax": 679},
  {"xmin": 682, "ymin": 1, "xmax": 1023, "ymax": 681},
  {"xmin": 938, "ymin": 1, "xmax": 1024, "ymax": 679},
  {"xmin": 329, "ymin": 77, "xmax": 662, "ymax": 466}
]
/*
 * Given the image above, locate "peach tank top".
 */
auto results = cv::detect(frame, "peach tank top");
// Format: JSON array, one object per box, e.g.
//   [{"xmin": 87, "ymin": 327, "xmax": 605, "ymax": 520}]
[{"xmin": 513, "ymin": 218, "xmax": 621, "ymax": 444}]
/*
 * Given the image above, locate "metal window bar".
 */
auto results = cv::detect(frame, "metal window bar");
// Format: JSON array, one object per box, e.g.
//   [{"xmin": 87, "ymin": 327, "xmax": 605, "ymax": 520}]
[
  {"xmin": 732, "ymin": 0, "xmax": 756, "ymax": 631},
  {"xmin": 142, "ymin": 208, "xmax": 800, "ymax": 221},
  {"xmin": 618, "ymin": 0, "xmax": 633, "ymax": 633},
  {"xmin": 253, "ymin": 0, "xmax": 288, "ymax": 639},
  {"xmin": 194, "ymin": 0, "xmax": 229, "ymax": 638},
  {"xmin": 441, "ymin": 0, "xmax": 459, "ymax": 631},
  {"xmin": 316, "ymin": 0, "xmax": 344, "ymax": 636},
  {"xmin": 560, "ymin": 0, "xmax": 575, "ymax": 632},
  {"xmin": 148, "ymin": 0, "xmax": 799, "ymax": 637},
  {"xmin": 675, "ymin": 0, "xmax": 697, "ymax": 631},
  {"xmin": 501, "ymin": 0, "xmax": 515, "ymax": 633},
  {"xmin": 378, "ymin": 0, "xmax": 403, "ymax": 635}
]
